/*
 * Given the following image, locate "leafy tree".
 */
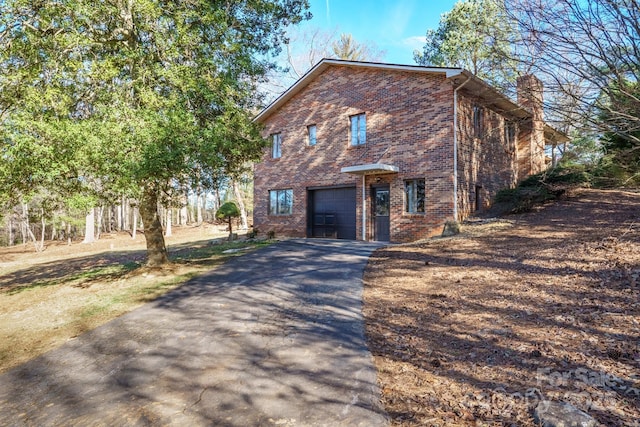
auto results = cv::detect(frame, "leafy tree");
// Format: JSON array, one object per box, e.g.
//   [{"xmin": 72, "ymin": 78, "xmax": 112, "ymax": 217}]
[
  {"xmin": 0, "ymin": 0, "xmax": 311, "ymax": 265},
  {"xmin": 414, "ymin": 0, "xmax": 517, "ymax": 89},
  {"xmin": 216, "ymin": 201, "xmax": 241, "ymax": 240},
  {"xmin": 560, "ymin": 133, "xmax": 602, "ymax": 167}
]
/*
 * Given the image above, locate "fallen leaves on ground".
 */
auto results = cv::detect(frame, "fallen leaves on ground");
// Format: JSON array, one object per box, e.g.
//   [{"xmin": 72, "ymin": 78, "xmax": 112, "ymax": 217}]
[{"xmin": 363, "ymin": 189, "xmax": 640, "ymax": 426}]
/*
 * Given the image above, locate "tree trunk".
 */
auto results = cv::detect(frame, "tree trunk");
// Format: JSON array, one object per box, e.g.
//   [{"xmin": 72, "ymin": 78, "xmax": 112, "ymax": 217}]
[
  {"xmin": 22, "ymin": 203, "xmax": 42, "ymax": 252},
  {"xmin": 131, "ymin": 205, "xmax": 138, "ymax": 239},
  {"xmin": 201, "ymin": 192, "xmax": 208, "ymax": 222},
  {"xmin": 122, "ymin": 195, "xmax": 128, "ymax": 230},
  {"xmin": 139, "ymin": 185, "xmax": 169, "ymax": 267},
  {"xmin": 66, "ymin": 222, "xmax": 71, "ymax": 245},
  {"xmin": 196, "ymin": 190, "xmax": 203, "ymax": 225},
  {"xmin": 8, "ymin": 217, "xmax": 14, "ymax": 246},
  {"xmin": 83, "ymin": 208, "xmax": 96, "ymax": 243},
  {"xmin": 215, "ymin": 188, "xmax": 221, "ymax": 213},
  {"xmin": 22, "ymin": 220, "xmax": 42, "ymax": 252},
  {"xmin": 227, "ymin": 217, "xmax": 233, "ymax": 240},
  {"xmin": 21, "ymin": 203, "xmax": 28, "ymax": 246},
  {"xmin": 40, "ymin": 209, "xmax": 46, "ymax": 250},
  {"xmin": 187, "ymin": 190, "xmax": 194, "ymax": 224},
  {"xmin": 165, "ymin": 207, "xmax": 172, "ymax": 237},
  {"xmin": 232, "ymin": 179, "xmax": 248, "ymax": 230},
  {"xmin": 179, "ymin": 194, "xmax": 188, "ymax": 225},
  {"xmin": 106, "ymin": 205, "xmax": 112, "ymax": 233},
  {"xmin": 96, "ymin": 205, "xmax": 104, "ymax": 240},
  {"xmin": 116, "ymin": 203, "xmax": 122, "ymax": 231}
]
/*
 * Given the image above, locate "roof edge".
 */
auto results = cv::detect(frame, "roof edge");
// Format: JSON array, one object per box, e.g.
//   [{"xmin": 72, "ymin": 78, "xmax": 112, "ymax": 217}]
[
  {"xmin": 254, "ymin": 59, "xmax": 569, "ymax": 143},
  {"xmin": 254, "ymin": 59, "xmax": 464, "ymax": 123}
]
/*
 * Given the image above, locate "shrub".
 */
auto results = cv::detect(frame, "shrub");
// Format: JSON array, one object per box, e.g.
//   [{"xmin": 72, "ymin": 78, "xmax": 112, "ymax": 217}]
[
  {"xmin": 519, "ymin": 165, "xmax": 592, "ymax": 188},
  {"xmin": 215, "ymin": 201, "xmax": 241, "ymax": 240},
  {"xmin": 493, "ymin": 164, "xmax": 592, "ymax": 214},
  {"xmin": 591, "ymin": 154, "xmax": 640, "ymax": 188}
]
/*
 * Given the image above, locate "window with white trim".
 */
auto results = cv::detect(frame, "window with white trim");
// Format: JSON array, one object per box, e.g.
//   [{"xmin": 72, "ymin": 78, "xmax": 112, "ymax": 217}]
[
  {"xmin": 404, "ymin": 179, "xmax": 425, "ymax": 213},
  {"xmin": 271, "ymin": 133, "xmax": 282, "ymax": 158},
  {"xmin": 307, "ymin": 125, "xmax": 317, "ymax": 146},
  {"xmin": 269, "ymin": 189, "xmax": 293, "ymax": 215},
  {"xmin": 505, "ymin": 121, "xmax": 516, "ymax": 149},
  {"xmin": 350, "ymin": 113, "xmax": 366, "ymax": 146}
]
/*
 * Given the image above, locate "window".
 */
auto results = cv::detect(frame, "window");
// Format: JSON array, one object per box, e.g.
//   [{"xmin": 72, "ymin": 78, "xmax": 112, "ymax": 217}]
[
  {"xmin": 505, "ymin": 121, "xmax": 516, "ymax": 149},
  {"xmin": 269, "ymin": 189, "xmax": 293, "ymax": 215},
  {"xmin": 307, "ymin": 124, "xmax": 317, "ymax": 146},
  {"xmin": 404, "ymin": 179, "xmax": 425, "ymax": 213},
  {"xmin": 271, "ymin": 133, "xmax": 282, "ymax": 158},
  {"xmin": 350, "ymin": 113, "xmax": 366, "ymax": 146},
  {"xmin": 473, "ymin": 105, "xmax": 483, "ymax": 138}
]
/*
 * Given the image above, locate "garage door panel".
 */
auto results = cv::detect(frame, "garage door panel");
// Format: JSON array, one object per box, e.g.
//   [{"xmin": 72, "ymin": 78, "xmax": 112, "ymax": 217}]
[{"xmin": 310, "ymin": 187, "xmax": 356, "ymax": 240}]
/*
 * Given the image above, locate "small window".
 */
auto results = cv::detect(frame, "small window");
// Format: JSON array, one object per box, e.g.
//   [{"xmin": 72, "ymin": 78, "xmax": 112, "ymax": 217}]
[
  {"xmin": 350, "ymin": 113, "xmax": 366, "ymax": 146},
  {"xmin": 269, "ymin": 189, "xmax": 293, "ymax": 215},
  {"xmin": 271, "ymin": 133, "xmax": 282, "ymax": 158},
  {"xmin": 404, "ymin": 179, "xmax": 425, "ymax": 213},
  {"xmin": 505, "ymin": 121, "xmax": 516, "ymax": 148},
  {"xmin": 307, "ymin": 125, "xmax": 317, "ymax": 146},
  {"xmin": 473, "ymin": 105, "xmax": 483, "ymax": 138}
]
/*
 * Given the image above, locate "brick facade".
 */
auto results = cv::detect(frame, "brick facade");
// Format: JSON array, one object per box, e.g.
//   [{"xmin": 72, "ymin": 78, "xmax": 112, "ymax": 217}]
[{"xmin": 253, "ymin": 61, "xmax": 555, "ymax": 243}]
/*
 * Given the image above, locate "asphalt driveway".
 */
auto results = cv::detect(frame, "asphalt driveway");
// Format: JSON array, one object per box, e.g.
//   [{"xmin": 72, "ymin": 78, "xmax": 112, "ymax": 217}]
[{"xmin": 0, "ymin": 239, "xmax": 389, "ymax": 426}]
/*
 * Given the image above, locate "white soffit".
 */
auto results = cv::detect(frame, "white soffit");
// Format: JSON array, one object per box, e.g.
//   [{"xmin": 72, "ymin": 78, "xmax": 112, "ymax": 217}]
[{"xmin": 341, "ymin": 163, "xmax": 399, "ymax": 175}]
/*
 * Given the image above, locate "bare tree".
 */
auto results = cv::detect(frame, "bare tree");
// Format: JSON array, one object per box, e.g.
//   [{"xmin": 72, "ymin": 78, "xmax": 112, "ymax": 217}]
[
  {"xmin": 331, "ymin": 33, "xmax": 386, "ymax": 61},
  {"xmin": 505, "ymin": 0, "xmax": 640, "ymax": 146},
  {"xmin": 262, "ymin": 28, "xmax": 387, "ymax": 101},
  {"xmin": 286, "ymin": 26, "xmax": 337, "ymax": 79}
]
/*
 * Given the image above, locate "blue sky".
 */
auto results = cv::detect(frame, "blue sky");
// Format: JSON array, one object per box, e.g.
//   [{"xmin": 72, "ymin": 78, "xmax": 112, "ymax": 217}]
[{"xmin": 301, "ymin": 0, "xmax": 458, "ymax": 65}]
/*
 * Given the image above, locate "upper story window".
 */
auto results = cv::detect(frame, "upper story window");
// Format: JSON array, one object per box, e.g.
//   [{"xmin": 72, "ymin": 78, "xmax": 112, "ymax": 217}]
[
  {"xmin": 350, "ymin": 113, "xmax": 366, "ymax": 146},
  {"xmin": 307, "ymin": 125, "xmax": 317, "ymax": 146},
  {"xmin": 269, "ymin": 189, "xmax": 293, "ymax": 215},
  {"xmin": 473, "ymin": 105, "xmax": 483, "ymax": 138},
  {"xmin": 404, "ymin": 179, "xmax": 425, "ymax": 214},
  {"xmin": 505, "ymin": 121, "xmax": 516, "ymax": 149},
  {"xmin": 271, "ymin": 133, "xmax": 282, "ymax": 158}
]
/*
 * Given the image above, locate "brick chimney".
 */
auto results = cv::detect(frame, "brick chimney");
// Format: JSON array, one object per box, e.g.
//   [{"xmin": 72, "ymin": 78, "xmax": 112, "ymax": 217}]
[{"xmin": 516, "ymin": 75, "xmax": 546, "ymax": 179}]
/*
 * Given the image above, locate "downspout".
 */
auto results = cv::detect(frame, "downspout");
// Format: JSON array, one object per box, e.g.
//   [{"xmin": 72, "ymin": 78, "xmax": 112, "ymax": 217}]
[
  {"xmin": 453, "ymin": 75, "xmax": 471, "ymax": 222},
  {"xmin": 362, "ymin": 174, "xmax": 366, "ymax": 240}
]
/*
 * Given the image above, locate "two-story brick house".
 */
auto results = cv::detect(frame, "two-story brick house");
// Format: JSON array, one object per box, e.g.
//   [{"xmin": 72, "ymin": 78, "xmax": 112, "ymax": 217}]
[{"xmin": 253, "ymin": 59, "xmax": 567, "ymax": 242}]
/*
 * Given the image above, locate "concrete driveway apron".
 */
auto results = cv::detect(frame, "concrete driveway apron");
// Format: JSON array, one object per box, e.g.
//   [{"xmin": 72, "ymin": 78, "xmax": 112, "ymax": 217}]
[{"xmin": 0, "ymin": 239, "xmax": 389, "ymax": 427}]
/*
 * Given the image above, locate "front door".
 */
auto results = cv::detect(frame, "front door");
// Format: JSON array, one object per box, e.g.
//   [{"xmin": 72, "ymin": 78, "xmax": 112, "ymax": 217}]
[{"xmin": 373, "ymin": 186, "xmax": 390, "ymax": 241}]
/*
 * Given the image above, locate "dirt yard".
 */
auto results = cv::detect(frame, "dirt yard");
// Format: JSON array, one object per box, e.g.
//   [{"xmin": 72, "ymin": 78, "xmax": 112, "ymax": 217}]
[{"xmin": 363, "ymin": 189, "xmax": 640, "ymax": 426}]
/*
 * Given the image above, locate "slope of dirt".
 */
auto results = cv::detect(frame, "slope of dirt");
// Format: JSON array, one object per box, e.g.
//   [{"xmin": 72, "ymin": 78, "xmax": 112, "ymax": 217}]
[{"xmin": 363, "ymin": 189, "xmax": 640, "ymax": 426}]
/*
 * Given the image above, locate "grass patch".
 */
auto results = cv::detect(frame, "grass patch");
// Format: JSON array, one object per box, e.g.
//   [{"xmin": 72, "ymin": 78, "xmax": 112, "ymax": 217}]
[
  {"xmin": 0, "ymin": 237, "xmax": 273, "ymax": 374},
  {"xmin": 7, "ymin": 262, "xmax": 140, "ymax": 295}
]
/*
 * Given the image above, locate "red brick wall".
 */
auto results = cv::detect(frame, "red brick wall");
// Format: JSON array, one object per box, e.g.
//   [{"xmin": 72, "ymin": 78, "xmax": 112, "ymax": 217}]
[
  {"xmin": 517, "ymin": 75, "xmax": 546, "ymax": 179},
  {"xmin": 456, "ymin": 92, "xmax": 519, "ymax": 218},
  {"xmin": 254, "ymin": 64, "xmax": 523, "ymax": 242}
]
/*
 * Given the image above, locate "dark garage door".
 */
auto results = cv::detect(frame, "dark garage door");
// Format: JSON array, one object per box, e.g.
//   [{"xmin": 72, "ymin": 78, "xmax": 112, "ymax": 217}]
[{"xmin": 309, "ymin": 187, "xmax": 356, "ymax": 240}]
